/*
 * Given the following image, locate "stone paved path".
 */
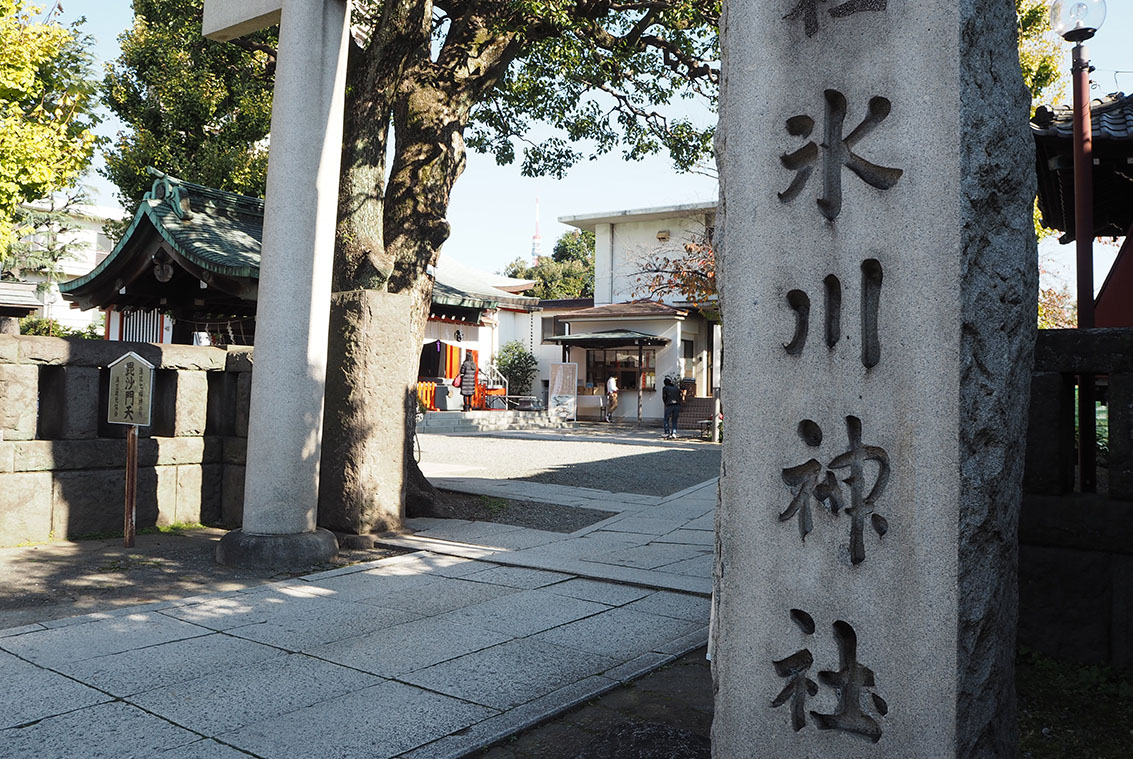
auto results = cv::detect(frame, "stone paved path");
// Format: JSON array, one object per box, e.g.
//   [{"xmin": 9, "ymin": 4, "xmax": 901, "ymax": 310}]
[{"xmin": 0, "ymin": 476, "xmax": 716, "ymax": 759}]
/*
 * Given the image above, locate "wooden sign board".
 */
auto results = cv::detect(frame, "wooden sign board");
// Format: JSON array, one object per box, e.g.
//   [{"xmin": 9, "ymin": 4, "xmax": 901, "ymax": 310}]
[{"xmin": 107, "ymin": 352, "xmax": 155, "ymax": 427}]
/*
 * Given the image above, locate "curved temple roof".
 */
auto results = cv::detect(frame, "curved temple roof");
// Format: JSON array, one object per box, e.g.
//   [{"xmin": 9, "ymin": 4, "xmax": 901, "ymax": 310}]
[{"xmin": 1031, "ymin": 92, "xmax": 1133, "ymax": 242}]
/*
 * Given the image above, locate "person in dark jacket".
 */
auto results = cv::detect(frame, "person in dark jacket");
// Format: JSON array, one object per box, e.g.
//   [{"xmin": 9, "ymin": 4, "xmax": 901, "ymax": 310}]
[
  {"xmin": 459, "ymin": 355, "xmax": 478, "ymax": 411},
  {"xmin": 662, "ymin": 377, "xmax": 682, "ymax": 439}
]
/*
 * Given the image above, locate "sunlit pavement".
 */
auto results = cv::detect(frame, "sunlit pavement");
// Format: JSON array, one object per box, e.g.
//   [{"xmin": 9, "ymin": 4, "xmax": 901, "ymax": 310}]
[{"xmin": 0, "ymin": 474, "xmax": 716, "ymax": 759}]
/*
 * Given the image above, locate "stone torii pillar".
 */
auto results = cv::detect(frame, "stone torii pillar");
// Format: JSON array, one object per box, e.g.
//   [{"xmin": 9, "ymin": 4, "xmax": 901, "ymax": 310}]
[{"xmin": 206, "ymin": 0, "xmax": 349, "ymax": 567}]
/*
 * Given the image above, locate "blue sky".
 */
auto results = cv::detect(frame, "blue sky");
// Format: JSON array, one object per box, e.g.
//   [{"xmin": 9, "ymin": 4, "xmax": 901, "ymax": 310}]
[{"xmin": 60, "ymin": 1, "xmax": 1130, "ymax": 285}]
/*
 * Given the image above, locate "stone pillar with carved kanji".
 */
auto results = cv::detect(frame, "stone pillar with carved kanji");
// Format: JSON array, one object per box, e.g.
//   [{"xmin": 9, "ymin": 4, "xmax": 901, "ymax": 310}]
[
  {"xmin": 713, "ymin": 1, "xmax": 1036, "ymax": 756},
  {"xmin": 204, "ymin": 0, "xmax": 349, "ymax": 568}
]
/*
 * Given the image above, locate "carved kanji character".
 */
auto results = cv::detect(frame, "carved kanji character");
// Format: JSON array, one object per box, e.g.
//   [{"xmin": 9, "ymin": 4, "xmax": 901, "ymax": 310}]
[
  {"xmin": 810, "ymin": 620, "xmax": 889, "ymax": 743},
  {"xmin": 827, "ymin": 416, "xmax": 890, "ymax": 565},
  {"xmin": 779, "ymin": 90, "xmax": 903, "ymax": 221},
  {"xmin": 784, "ymin": 0, "xmax": 888, "ymax": 38}
]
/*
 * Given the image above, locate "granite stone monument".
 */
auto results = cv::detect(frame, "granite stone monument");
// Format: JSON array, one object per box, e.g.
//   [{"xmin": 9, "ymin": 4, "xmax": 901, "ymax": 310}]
[{"xmin": 713, "ymin": 0, "xmax": 1036, "ymax": 755}]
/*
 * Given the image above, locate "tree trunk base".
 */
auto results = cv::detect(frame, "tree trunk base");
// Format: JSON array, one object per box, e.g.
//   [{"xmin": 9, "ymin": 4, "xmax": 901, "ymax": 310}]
[{"xmin": 319, "ymin": 289, "xmax": 416, "ymax": 534}]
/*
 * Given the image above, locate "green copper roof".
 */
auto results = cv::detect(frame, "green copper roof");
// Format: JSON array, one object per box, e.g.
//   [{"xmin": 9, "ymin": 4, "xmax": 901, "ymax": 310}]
[{"xmin": 60, "ymin": 171, "xmax": 263, "ymax": 294}]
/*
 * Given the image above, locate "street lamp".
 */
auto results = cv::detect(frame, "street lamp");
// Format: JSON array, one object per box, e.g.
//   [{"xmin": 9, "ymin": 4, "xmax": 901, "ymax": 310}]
[{"xmin": 1050, "ymin": 0, "xmax": 1105, "ymax": 492}]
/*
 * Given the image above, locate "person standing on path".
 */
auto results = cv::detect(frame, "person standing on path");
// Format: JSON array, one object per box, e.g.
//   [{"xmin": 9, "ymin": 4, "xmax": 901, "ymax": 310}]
[
  {"xmin": 459, "ymin": 354, "xmax": 478, "ymax": 411},
  {"xmin": 605, "ymin": 374, "xmax": 619, "ymax": 422},
  {"xmin": 662, "ymin": 377, "xmax": 682, "ymax": 439}
]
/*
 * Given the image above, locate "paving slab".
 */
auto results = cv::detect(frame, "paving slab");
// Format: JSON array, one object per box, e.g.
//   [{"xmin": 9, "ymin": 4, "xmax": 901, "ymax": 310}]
[
  {"xmin": 401, "ymin": 637, "xmax": 620, "ymax": 710},
  {"xmin": 0, "ymin": 611, "xmax": 209, "ymax": 667},
  {"xmin": 357, "ymin": 574, "xmax": 519, "ymax": 616},
  {"xmin": 532, "ymin": 607, "xmax": 704, "ymax": 661},
  {"xmin": 543, "ymin": 577, "xmax": 653, "ymax": 606},
  {"xmin": 0, "ymin": 649, "xmax": 110, "ymax": 729},
  {"xmin": 0, "ymin": 701, "xmax": 200, "ymax": 759},
  {"xmin": 434, "ymin": 588, "xmax": 608, "ymax": 637},
  {"xmin": 128, "ymin": 652, "xmax": 384, "ymax": 735},
  {"xmin": 622, "ymin": 590, "xmax": 712, "ymax": 622},
  {"xmin": 307, "ymin": 614, "xmax": 515, "ymax": 677},
  {"xmin": 56, "ymin": 632, "xmax": 285, "ymax": 697},
  {"xmin": 158, "ymin": 740, "xmax": 259, "ymax": 759},
  {"xmin": 221, "ymin": 679, "xmax": 497, "ymax": 759},
  {"xmin": 460, "ymin": 565, "xmax": 573, "ymax": 589}
]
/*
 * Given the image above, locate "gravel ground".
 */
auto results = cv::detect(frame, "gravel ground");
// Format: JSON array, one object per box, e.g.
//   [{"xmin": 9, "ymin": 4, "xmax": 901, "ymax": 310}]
[
  {"xmin": 433, "ymin": 490, "xmax": 615, "ymax": 533},
  {"xmin": 419, "ymin": 426, "xmax": 721, "ymax": 497}
]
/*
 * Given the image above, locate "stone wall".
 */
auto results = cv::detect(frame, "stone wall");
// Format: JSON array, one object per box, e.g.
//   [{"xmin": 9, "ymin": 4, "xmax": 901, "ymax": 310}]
[
  {"xmin": 1020, "ymin": 328, "xmax": 1133, "ymax": 670},
  {"xmin": 0, "ymin": 335, "xmax": 251, "ymax": 545}
]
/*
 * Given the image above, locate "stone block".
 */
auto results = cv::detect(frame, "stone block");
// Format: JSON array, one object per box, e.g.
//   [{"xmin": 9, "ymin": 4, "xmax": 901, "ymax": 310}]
[
  {"xmin": 152, "ymin": 344, "xmax": 227, "ymax": 371},
  {"xmin": 226, "ymin": 345, "xmax": 254, "ymax": 372},
  {"xmin": 37, "ymin": 366, "xmax": 100, "ymax": 440},
  {"xmin": 175, "ymin": 464, "xmax": 222, "ymax": 525},
  {"xmin": 223, "ymin": 435, "xmax": 247, "ymax": 465},
  {"xmin": 148, "ymin": 436, "xmax": 208, "ymax": 466},
  {"xmin": 222, "ymin": 464, "xmax": 245, "ymax": 527},
  {"xmin": 18, "ymin": 336, "xmax": 160, "ymax": 368},
  {"xmin": 0, "ymin": 442, "xmax": 12, "ymax": 473},
  {"xmin": 0, "ymin": 472, "xmax": 52, "ymax": 545},
  {"xmin": 235, "ymin": 372, "xmax": 252, "ymax": 437},
  {"xmin": 52, "ymin": 466, "xmax": 177, "ymax": 538},
  {"xmin": 177, "ymin": 371, "xmax": 209, "ymax": 435},
  {"xmin": 13, "ymin": 439, "xmax": 124, "ymax": 472},
  {"xmin": 1023, "ymin": 372, "xmax": 1075, "ymax": 495},
  {"xmin": 0, "ymin": 334, "xmax": 18, "ymax": 363},
  {"xmin": 0, "ymin": 364, "xmax": 38, "ymax": 440},
  {"xmin": 1107, "ymin": 373, "xmax": 1133, "ymax": 500}
]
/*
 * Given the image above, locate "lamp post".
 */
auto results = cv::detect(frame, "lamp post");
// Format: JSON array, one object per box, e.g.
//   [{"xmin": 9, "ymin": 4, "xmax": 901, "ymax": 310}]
[{"xmin": 1051, "ymin": 0, "xmax": 1105, "ymax": 492}]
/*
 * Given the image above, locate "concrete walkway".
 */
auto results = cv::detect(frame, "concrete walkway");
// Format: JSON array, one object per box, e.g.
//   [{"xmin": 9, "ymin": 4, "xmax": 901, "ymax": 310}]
[{"xmin": 0, "ymin": 478, "xmax": 716, "ymax": 759}]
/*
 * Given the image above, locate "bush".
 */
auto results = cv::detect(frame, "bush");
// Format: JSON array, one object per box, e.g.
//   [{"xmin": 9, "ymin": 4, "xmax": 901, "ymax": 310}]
[
  {"xmin": 496, "ymin": 340, "xmax": 538, "ymax": 396},
  {"xmin": 18, "ymin": 316, "xmax": 103, "ymax": 339}
]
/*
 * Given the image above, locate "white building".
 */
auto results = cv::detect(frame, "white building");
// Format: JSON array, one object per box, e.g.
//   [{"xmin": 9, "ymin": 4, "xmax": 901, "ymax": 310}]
[
  {"xmin": 549, "ymin": 201, "xmax": 721, "ymax": 422},
  {"xmin": 15, "ymin": 202, "xmax": 126, "ymax": 333}
]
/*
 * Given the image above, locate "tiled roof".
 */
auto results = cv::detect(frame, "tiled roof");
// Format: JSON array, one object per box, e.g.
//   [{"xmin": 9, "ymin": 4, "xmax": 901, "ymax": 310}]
[
  {"xmin": 61, "ymin": 171, "xmax": 263, "ymax": 294},
  {"xmin": 555, "ymin": 300, "xmax": 688, "ymax": 319},
  {"xmin": 0, "ymin": 280, "xmax": 41, "ymax": 316},
  {"xmin": 1031, "ymin": 92, "xmax": 1133, "ymax": 240},
  {"xmin": 1031, "ymin": 92, "xmax": 1133, "ymax": 141},
  {"xmin": 60, "ymin": 171, "xmax": 533, "ymax": 316}
]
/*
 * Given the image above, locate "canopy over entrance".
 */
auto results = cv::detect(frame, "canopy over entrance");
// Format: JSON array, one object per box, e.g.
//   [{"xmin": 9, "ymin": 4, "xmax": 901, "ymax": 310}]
[{"xmin": 546, "ymin": 329, "xmax": 670, "ymax": 349}]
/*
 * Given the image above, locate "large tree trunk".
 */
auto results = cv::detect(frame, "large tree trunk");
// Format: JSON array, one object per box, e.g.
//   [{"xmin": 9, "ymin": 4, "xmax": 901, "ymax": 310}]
[{"xmin": 318, "ymin": 5, "xmax": 520, "ymax": 534}]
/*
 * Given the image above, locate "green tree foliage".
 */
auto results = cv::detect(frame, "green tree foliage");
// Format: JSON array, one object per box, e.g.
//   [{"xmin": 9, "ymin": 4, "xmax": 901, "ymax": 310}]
[
  {"xmin": 1017, "ymin": 0, "xmax": 1066, "ymax": 110},
  {"xmin": 552, "ymin": 229, "xmax": 595, "ymax": 265},
  {"xmin": 101, "ymin": 0, "xmax": 276, "ymax": 207},
  {"xmin": 2, "ymin": 185, "xmax": 89, "ymax": 287},
  {"xmin": 495, "ymin": 340, "xmax": 539, "ymax": 396},
  {"xmin": 504, "ymin": 230, "xmax": 595, "ymax": 298},
  {"xmin": 0, "ymin": 0, "xmax": 97, "ymax": 254},
  {"xmin": 19, "ymin": 314, "xmax": 103, "ymax": 338}
]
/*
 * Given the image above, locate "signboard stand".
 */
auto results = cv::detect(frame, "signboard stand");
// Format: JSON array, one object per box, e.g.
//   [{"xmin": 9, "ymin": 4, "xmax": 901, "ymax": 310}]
[
  {"xmin": 548, "ymin": 363, "xmax": 578, "ymax": 421},
  {"xmin": 107, "ymin": 352, "xmax": 155, "ymax": 548}
]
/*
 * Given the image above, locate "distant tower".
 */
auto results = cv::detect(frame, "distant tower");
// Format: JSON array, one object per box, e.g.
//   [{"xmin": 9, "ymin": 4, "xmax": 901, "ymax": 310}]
[{"xmin": 531, "ymin": 197, "xmax": 543, "ymax": 261}]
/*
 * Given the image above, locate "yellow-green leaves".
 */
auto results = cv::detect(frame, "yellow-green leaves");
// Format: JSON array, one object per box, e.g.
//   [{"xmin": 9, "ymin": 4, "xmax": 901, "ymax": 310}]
[{"xmin": 0, "ymin": 0, "xmax": 96, "ymax": 254}]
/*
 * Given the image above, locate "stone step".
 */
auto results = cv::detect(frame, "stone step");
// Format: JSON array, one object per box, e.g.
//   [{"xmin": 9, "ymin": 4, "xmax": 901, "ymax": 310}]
[{"xmin": 416, "ymin": 411, "xmax": 575, "ymax": 434}]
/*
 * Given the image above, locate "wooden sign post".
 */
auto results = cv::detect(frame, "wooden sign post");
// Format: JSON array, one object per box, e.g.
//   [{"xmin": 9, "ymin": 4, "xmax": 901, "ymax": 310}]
[{"xmin": 107, "ymin": 352, "xmax": 154, "ymax": 548}]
